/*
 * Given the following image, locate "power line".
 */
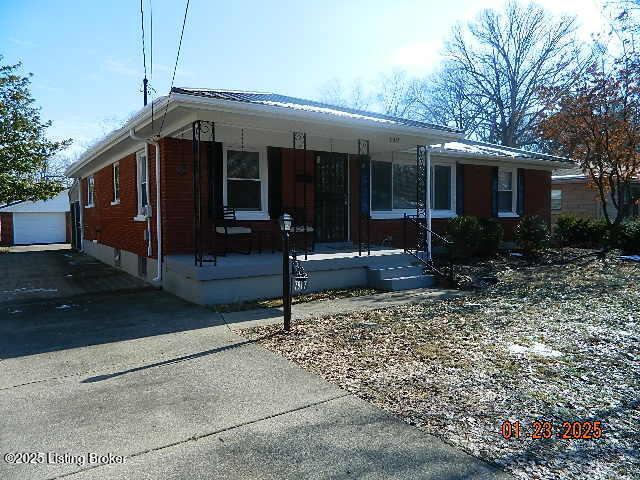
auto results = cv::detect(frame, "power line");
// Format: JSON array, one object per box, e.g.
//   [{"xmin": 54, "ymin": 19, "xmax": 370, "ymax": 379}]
[
  {"xmin": 159, "ymin": 0, "xmax": 191, "ymax": 136},
  {"xmin": 140, "ymin": 0, "xmax": 148, "ymax": 106},
  {"xmin": 149, "ymin": 0, "xmax": 154, "ymax": 131}
]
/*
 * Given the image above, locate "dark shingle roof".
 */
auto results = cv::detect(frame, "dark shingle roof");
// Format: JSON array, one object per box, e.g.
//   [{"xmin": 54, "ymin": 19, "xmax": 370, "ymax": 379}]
[{"xmin": 171, "ymin": 87, "xmax": 460, "ymax": 133}]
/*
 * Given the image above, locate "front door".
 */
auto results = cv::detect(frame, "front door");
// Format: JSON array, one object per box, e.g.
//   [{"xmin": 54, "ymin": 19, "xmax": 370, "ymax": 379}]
[{"xmin": 315, "ymin": 152, "xmax": 348, "ymax": 242}]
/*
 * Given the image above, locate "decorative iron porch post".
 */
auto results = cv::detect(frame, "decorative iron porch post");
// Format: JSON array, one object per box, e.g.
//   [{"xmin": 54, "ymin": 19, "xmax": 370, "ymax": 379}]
[
  {"xmin": 416, "ymin": 145, "xmax": 430, "ymax": 260},
  {"xmin": 358, "ymin": 139, "xmax": 370, "ymax": 256}
]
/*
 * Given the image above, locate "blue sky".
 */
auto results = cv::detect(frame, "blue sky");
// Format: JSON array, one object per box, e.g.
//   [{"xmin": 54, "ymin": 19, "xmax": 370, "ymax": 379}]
[{"xmin": 1, "ymin": 0, "xmax": 605, "ymax": 159}]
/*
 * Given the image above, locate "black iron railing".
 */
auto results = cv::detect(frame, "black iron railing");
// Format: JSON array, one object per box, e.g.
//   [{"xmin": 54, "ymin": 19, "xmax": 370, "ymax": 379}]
[{"xmin": 403, "ymin": 213, "xmax": 455, "ymax": 284}]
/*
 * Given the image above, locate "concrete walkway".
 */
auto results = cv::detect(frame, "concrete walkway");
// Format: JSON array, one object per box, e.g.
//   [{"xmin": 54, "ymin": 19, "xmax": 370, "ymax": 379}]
[
  {"xmin": 0, "ymin": 249, "xmax": 508, "ymax": 479},
  {"xmin": 221, "ymin": 287, "xmax": 467, "ymax": 330}
]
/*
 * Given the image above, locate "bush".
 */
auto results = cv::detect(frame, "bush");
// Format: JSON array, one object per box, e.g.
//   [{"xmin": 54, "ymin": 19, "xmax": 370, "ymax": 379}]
[
  {"xmin": 617, "ymin": 219, "xmax": 640, "ymax": 254},
  {"xmin": 446, "ymin": 216, "xmax": 480, "ymax": 259},
  {"xmin": 514, "ymin": 215, "xmax": 550, "ymax": 256},
  {"xmin": 554, "ymin": 215, "xmax": 609, "ymax": 248},
  {"xmin": 477, "ymin": 218, "xmax": 504, "ymax": 257}
]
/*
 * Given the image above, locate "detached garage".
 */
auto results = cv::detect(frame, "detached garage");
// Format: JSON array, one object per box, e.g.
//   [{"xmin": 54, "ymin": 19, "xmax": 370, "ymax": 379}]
[{"xmin": 0, "ymin": 190, "xmax": 70, "ymax": 246}]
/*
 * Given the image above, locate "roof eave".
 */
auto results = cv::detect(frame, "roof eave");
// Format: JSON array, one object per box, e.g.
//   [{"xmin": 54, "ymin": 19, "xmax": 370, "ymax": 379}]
[{"xmin": 429, "ymin": 148, "xmax": 571, "ymax": 168}]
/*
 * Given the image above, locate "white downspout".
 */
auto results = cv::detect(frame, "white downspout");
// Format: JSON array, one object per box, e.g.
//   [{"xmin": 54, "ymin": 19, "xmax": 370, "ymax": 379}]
[
  {"xmin": 129, "ymin": 129, "xmax": 162, "ymax": 283},
  {"xmin": 78, "ymin": 179, "xmax": 84, "ymax": 252},
  {"xmin": 426, "ymin": 148, "xmax": 432, "ymax": 261}
]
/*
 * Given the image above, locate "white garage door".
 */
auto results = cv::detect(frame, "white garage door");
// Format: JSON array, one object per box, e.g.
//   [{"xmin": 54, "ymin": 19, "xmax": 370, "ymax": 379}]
[{"xmin": 13, "ymin": 212, "xmax": 67, "ymax": 245}]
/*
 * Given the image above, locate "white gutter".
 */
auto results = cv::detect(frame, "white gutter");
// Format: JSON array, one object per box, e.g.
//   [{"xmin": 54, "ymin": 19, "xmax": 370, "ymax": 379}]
[
  {"xmin": 426, "ymin": 149, "xmax": 432, "ymax": 261},
  {"xmin": 129, "ymin": 129, "xmax": 162, "ymax": 283},
  {"xmin": 78, "ymin": 180, "xmax": 83, "ymax": 252}
]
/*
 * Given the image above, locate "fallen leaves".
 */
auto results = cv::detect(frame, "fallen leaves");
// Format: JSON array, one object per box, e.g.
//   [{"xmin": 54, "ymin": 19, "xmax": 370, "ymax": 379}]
[{"xmin": 243, "ymin": 250, "xmax": 640, "ymax": 480}]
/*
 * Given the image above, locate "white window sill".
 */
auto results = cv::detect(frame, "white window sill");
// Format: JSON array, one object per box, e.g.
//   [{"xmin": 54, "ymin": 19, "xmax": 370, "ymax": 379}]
[
  {"xmin": 85, "ymin": 204, "xmax": 94, "ymax": 209},
  {"xmin": 498, "ymin": 212, "xmax": 520, "ymax": 218},
  {"xmin": 370, "ymin": 210, "xmax": 457, "ymax": 220},
  {"xmin": 110, "ymin": 200, "xmax": 120, "ymax": 206},
  {"xmin": 133, "ymin": 215, "xmax": 148, "ymax": 222},
  {"xmin": 234, "ymin": 211, "xmax": 269, "ymax": 221}
]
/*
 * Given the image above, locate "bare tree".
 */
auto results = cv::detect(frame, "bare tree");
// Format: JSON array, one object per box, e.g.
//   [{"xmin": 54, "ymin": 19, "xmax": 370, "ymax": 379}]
[
  {"xmin": 373, "ymin": 70, "xmax": 417, "ymax": 117},
  {"xmin": 412, "ymin": 62, "xmax": 483, "ymax": 135},
  {"xmin": 318, "ymin": 78, "xmax": 371, "ymax": 110},
  {"xmin": 434, "ymin": 1, "xmax": 587, "ymax": 148}
]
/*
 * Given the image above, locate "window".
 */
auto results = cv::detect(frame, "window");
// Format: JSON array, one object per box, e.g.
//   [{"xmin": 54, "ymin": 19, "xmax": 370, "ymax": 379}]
[
  {"xmin": 551, "ymin": 189, "xmax": 562, "ymax": 210},
  {"xmin": 86, "ymin": 176, "xmax": 95, "ymax": 207},
  {"xmin": 371, "ymin": 161, "xmax": 418, "ymax": 211},
  {"xmin": 431, "ymin": 165, "xmax": 452, "ymax": 211},
  {"xmin": 393, "ymin": 163, "xmax": 417, "ymax": 209},
  {"xmin": 138, "ymin": 255, "xmax": 147, "ymax": 278},
  {"xmin": 112, "ymin": 162, "xmax": 120, "ymax": 203},
  {"xmin": 498, "ymin": 169, "xmax": 515, "ymax": 213},
  {"xmin": 371, "ymin": 158, "xmax": 454, "ymax": 216},
  {"xmin": 226, "ymin": 149, "xmax": 261, "ymax": 210},
  {"xmin": 136, "ymin": 151, "xmax": 148, "ymax": 216},
  {"xmin": 371, "ymin": 161, "xmax": 392, "ymax": 210}
]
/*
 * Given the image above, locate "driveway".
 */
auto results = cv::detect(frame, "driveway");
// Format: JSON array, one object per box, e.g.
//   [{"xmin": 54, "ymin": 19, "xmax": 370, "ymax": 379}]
[{"xmin": 0, "ymin": 248, "xmax": 510, "ymax": 479}]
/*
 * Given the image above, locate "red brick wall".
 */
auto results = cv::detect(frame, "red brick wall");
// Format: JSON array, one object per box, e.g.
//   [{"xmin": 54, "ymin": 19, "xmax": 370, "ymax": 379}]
[
  {"xmin": 0, "ymin": 213, "xmax": 13, "ymax": 246},
  {"xmin": 351, "ymin": 164, "xmax": 551, "ymax": 244},
  {"xmin": 80, "ymin": 138, "xmax": 554, "ymax": 257},
  {"xmin": 82, "ymin": 145, "xmax": 158, "ymax": 258}
]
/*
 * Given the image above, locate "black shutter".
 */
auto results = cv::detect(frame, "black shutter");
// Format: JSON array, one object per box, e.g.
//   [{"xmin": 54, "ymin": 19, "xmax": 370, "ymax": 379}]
[
  {"xmin": 456, "ymin": 163, "xmax": 464, "ymax": 216},
  {"xmin": 517, "ymin": 168, "xmax": 525, "ymax": 216},
  {"xmin": 212, "ymin": 141, "xmax": 223, "ymax": 218},
  {"xmin": 491, "ymin": 166, "xmax": 499, "ymax": 218},
  {"xmin": 268, "ymin": 147, "xmax": 282, "ymax": 219}
]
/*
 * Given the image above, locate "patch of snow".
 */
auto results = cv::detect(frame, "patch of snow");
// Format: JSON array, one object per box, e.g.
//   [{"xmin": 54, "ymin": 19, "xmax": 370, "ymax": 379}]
[
  {"xmin": 620, "ymin": 255, "xmax": 640, "ymax": 262},
  {"xmin": 0, "ymin": 288, "xmax": 58, "ymax": 295},
  {"xmin": 510, "ymin": 252, "xmax": 524, "ymax": 257},
  {"xmin": 55, "ymin": 304, "xmax": 78, "ymax": 310},
  {"xmin": 508, "ymin": 342, "xmax": 563, "ymax": 358},
  {"xmin": 8, "ymin": 309, "xmax": 22, "ymax": 314}
]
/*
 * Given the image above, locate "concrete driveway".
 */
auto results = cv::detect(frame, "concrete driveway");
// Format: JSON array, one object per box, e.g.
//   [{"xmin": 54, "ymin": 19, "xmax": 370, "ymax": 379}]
[{"xmin": 0, "ymin": 248, "xmax": 510, "ymax": 479}]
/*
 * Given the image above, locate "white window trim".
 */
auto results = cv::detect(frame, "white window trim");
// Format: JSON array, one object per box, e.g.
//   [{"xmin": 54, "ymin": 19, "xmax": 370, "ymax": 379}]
[
  {"xmin": 86, "ymin": 175, "xmax": 95, "ymax": 208},
  {"xmin": 369, "ymin": 157, "xmax": 456, "ymax": 219},
  {"xmin": 111, "ymin": 162, "xmax": 120, "ymax": 206},
  {"xmin": 135, "ymin": 150, "xmax": 150, "ymax": 220},
  {"xmin": 497, "ymin": 167, "xmax": 518, "ymax": 218},
  {"xmin": 222, "ymin": 144, "xmax": 269, "ymax": 220}
]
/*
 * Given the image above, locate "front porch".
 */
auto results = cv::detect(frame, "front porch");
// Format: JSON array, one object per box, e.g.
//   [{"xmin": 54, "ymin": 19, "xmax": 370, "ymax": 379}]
[{"xmin": 163, "ymin": 244, "xmax": 435, "ymax": 305}]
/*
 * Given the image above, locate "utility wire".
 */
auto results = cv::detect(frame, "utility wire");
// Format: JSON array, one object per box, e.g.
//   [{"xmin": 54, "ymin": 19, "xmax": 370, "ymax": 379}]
[
  {"xmin": 159, "ymin": 0, "xmax": 190, "ymax": 136},
  {"xmin": 140, "ymin": 0, "xmax": 147, "ymax": 79},
  {"xmin": 149, "ymin": 0, "xmax": 154, "ymax": 132}
]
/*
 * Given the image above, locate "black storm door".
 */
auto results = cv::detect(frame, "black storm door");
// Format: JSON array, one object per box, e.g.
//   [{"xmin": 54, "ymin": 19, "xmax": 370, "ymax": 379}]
[{"xmin": 315, "ymin": 152, "xmax": 348, "ymax": 242}]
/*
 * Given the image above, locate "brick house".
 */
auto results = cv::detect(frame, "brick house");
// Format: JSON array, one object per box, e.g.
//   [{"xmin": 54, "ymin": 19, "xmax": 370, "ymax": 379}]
[
  {"xmin": 551, "ymin": 168, "xmax": 640, "ymax": 224},
  {"xmin": 65, "ymin": 88, "xmax": 571, "ymax": 304}
]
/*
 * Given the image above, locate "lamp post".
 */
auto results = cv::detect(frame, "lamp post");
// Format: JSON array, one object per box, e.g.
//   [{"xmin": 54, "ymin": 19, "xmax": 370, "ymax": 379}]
[{"xmin": 278, "ymin": 213, "xmax": 293, "ymax": 331}]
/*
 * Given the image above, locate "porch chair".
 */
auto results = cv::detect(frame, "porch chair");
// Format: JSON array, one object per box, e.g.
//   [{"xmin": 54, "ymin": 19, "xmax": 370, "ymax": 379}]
[
  {"xmin": 212, "ymin": 206, "xmax": 253, "ymax": 255},
  {"xmin": 283, "ymin": 206, "xmax": 315, "ymax": 253}
]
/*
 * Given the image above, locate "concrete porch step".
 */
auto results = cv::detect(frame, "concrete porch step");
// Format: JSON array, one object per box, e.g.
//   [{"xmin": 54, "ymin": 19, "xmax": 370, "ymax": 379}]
[{"xmin": 367, "ymin": 265, "xmax": 437, "ymax": 291}]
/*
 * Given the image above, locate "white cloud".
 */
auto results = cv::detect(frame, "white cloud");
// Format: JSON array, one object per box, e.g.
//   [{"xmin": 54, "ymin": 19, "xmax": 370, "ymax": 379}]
[{"xmin": 388, "ymin": 40, "xmax": 443, "ymax": 75}]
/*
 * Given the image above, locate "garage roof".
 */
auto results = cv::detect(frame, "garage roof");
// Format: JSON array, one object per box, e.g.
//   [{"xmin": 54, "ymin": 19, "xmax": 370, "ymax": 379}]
[{"xmin": 0, "ymin": 190, "xmax": 70, "ymax": 213}]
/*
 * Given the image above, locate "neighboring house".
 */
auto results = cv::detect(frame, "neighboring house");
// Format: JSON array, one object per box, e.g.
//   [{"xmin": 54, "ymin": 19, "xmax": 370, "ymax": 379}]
[
  {"xmin": 65, "ymin": 88, "xmax": 570, "ymax": 304},
  {"xmin": 0, "ymin": 190, "xmax": 71, "ymax": 246},
  {"xmin": 551, "ymin": 168, "xmax": 640, "ymax": 223}
]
